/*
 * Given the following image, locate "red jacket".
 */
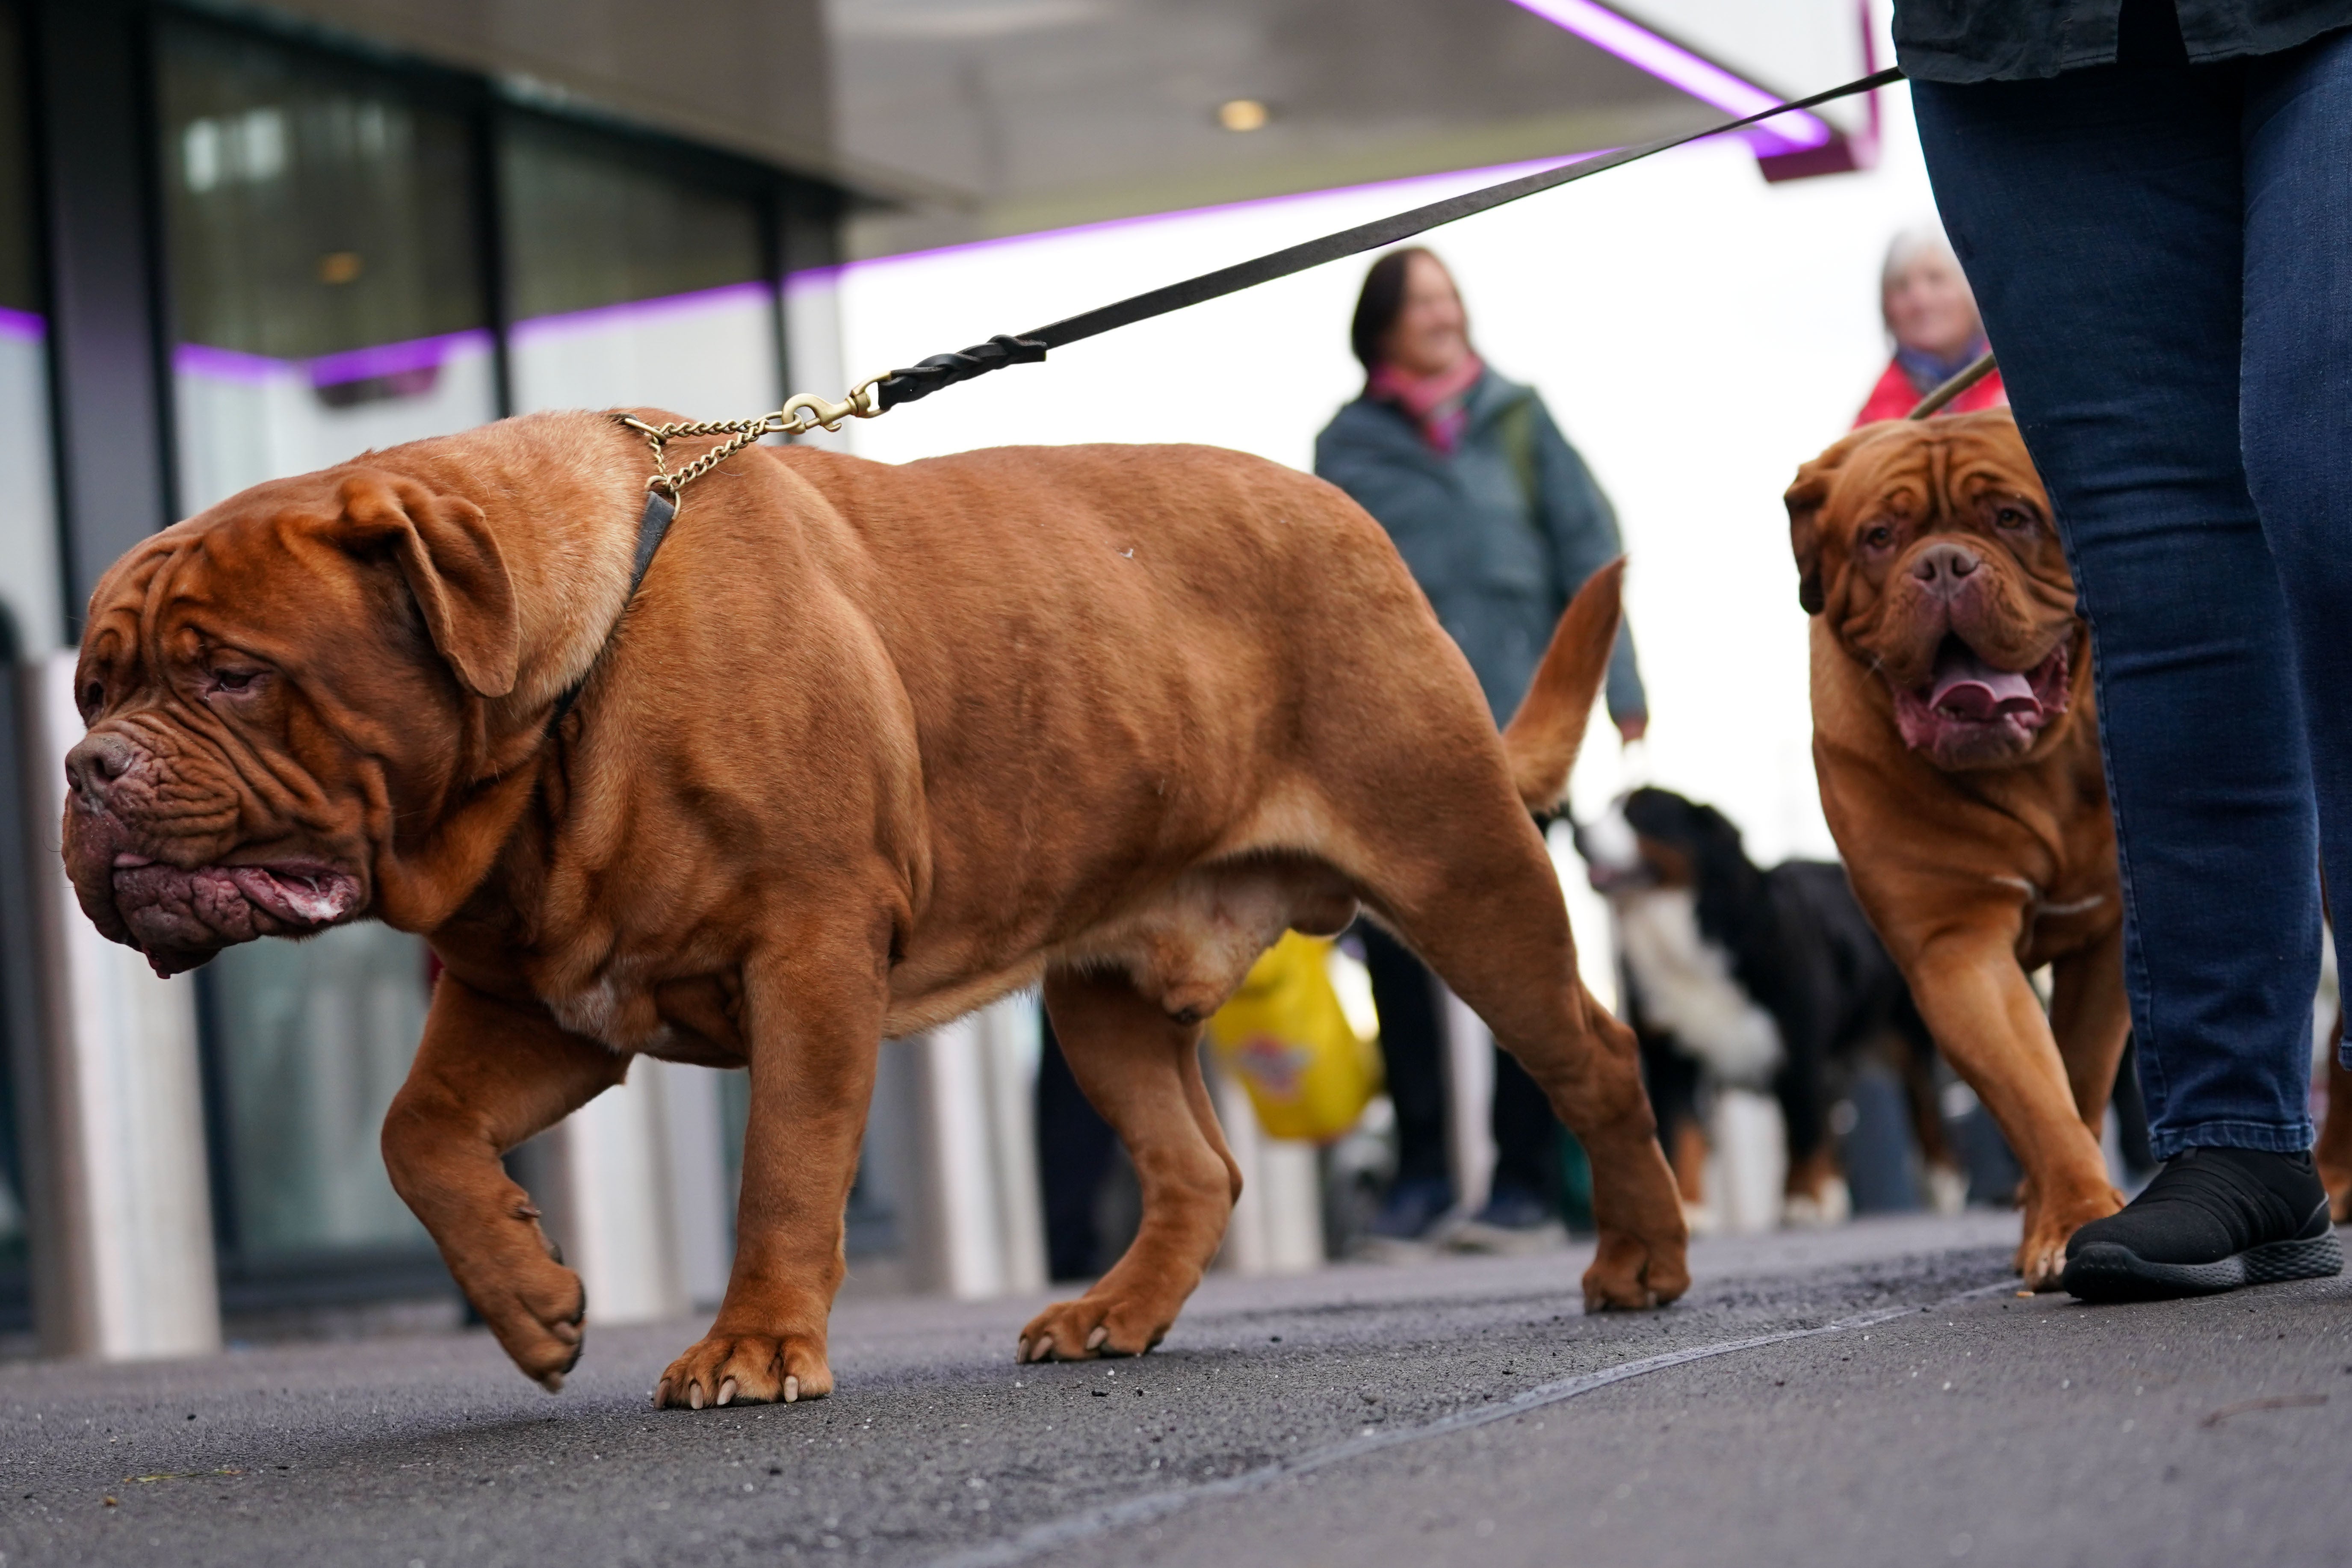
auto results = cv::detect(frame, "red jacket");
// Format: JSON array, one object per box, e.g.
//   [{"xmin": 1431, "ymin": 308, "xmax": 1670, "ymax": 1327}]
[{"xmin": 1852, "ymin": 357, "xmax": 2008, "ymax": 427}]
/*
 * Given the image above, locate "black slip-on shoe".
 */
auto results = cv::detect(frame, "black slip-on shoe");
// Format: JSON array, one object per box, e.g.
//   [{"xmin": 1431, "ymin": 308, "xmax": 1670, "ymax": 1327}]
[{"xmin": 2061, "ymin": 1146, "xmax": 2343, "ymax": 1303}]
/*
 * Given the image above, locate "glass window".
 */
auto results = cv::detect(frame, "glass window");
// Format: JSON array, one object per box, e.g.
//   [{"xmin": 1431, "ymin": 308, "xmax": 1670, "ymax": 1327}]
[
  {"xmin": 158, "ymin": 20, "xmax": 495, "ymax": 516},
  {"xmin": 0, "ymin": 3, "xmax": 60, "ymax": 660},
  {"xmin": 206, "ymin": 929, "xmax": 433, "ymax": 1255},
  {"xmin": 502, "ymin": 118, "xmax": 779, "ymax": 419},
  {"xmin": 0, "ymin": 0, "xmax": 50, "ymax": 1319},
  {"xmin": 155, "ymin": 21, "xmax": 487, "ymax": 1267}
]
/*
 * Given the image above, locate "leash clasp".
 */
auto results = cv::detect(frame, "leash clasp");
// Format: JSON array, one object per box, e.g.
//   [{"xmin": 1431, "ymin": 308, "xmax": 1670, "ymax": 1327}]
[
  {"xmin": 778, "ymin": 375, "xmax": 889, "ymax": 436},
  {"xmin": 614, "ymin": 374, "xmax": 893, "ymax": 503}
]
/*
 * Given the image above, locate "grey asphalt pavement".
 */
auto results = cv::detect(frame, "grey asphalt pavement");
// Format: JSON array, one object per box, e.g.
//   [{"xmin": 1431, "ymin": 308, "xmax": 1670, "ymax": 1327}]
[{"xmin": 4, "ymin": 1211, "xmax": 2348, "ymax": 1568}]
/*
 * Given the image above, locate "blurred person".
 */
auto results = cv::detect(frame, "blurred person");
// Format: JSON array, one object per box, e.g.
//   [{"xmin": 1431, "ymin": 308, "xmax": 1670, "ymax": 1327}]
[
  {"xmin": 1035, "ymin": 1009, "xmax": 1121, "ymax": 1281},
  {"xmin": 1900, "ymin": 0, "xmax": 2349, "ymax": 1299},
  {"xmin": 1852, "ymin": 225, "xmax": 2009, "ymax": 426},
  {"xmin": 1314, "ymin": 247, "xmax": 1645, "ymax": 1252}
]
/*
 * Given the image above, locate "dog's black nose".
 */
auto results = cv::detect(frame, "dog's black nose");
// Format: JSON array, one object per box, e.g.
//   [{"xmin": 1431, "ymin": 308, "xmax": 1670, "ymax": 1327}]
[
  {"xmin": 65, "ymin": 731, "xmax": 136, "ymax": 807},
  {"xmin": 1910, "ymin": 541, "xmax": 1981, "ymax": 597}
]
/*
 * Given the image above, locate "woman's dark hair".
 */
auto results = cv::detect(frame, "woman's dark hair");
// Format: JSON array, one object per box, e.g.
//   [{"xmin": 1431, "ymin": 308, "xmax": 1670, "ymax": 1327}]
[{"xmin": 1350, "ymin": 247, "xmax": 1439, "ymax": 371}]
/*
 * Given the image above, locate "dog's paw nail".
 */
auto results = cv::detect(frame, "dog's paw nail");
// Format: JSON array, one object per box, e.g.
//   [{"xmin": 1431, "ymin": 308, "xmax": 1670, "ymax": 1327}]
[
  {"xmin": 1016, "ymin": 1338, "xmax": 1030, "ymax": 1363},
  {"xmin": 784, "ymin": 1376, "xmax": 800, "ymax": 1405},
  {"xmin": 1029, "ymin": 1336, "xmax": 1053, "ymax": 1363},
  {"xmin": 688, "ymin": 1382, "xmax": 705, "ymax": 1411},
  {"xmin": 717, "ymin": 1378, "xmax": 736, "ymax": 1407},
  {"xmin": 1085, "ymin": 1326, "xmax": 1109, "ymax": 1351},
  {"xmin": 538, "ymin": 1372, "xmax": 565, "ymax": 1394}
]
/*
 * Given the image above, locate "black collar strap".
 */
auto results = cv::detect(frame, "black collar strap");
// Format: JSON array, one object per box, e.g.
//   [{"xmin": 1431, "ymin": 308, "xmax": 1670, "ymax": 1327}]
[{"xmin": 547, "ymin": 487, "xmax": 677, "ymax": 727}]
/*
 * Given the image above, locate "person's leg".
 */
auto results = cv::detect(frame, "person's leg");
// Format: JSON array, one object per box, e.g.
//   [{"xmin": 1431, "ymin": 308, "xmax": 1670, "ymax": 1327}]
[
  {"xmin": 1034, "ymin": 1008, "xmax": 1119, "ymax": 1281},
  {"xmin": 1914, "ymin": 61, "xmax": 2320, "ymax": 1159},
  {"xmin": 1487, "ymin": 1048, "xmax": 1561, "ymax": 1203},
  {"xmin": 1915, "ymin": 35, "xmax": 2341, "ymax": 1297},
  {"xmin": 1441, "ymin": 1053, "xmax": 1575, "ymax": 1251},
  {"xmin": 1355, "ymin": 922, "xmax": 1454, "ymax": 1238},
  {"xmin": 2242, "ymin": 27, "xmax": 2352, "ymax": 997}
]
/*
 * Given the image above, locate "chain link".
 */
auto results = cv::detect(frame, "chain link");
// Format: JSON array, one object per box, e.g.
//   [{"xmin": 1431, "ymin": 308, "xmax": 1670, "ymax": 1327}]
[{"xmin": 615, "ymin": 375, "xmax": 890, "ymax": 503}]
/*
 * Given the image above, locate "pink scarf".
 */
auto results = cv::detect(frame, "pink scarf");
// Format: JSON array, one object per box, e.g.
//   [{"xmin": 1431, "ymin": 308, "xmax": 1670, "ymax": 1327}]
[{"xmin": 1368, "ymin": 352, "xmax": 1484, "ymax": 455}]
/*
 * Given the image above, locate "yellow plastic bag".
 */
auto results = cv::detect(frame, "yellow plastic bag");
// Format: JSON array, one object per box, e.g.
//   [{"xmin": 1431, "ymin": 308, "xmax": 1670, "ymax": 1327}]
[{"xmin": 1203, "ymin": 932, "xmax": 1383, "ymax": 1143}]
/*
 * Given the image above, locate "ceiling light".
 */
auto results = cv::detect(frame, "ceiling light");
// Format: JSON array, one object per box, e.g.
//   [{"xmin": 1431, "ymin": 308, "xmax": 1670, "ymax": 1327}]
[{"xmin": 1217, "ymin": 99, "xmax": 1269, "ymax": 133}]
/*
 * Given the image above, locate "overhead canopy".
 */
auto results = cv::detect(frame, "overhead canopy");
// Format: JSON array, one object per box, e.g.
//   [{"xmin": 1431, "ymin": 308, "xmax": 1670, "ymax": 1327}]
[
  {"xmin": 831, "ymin": 0, "xmax": 1762, "ymax": 257},
  {"xmin": 243, "ymin": 0, "xmax": 1872, "ymax": 260}
]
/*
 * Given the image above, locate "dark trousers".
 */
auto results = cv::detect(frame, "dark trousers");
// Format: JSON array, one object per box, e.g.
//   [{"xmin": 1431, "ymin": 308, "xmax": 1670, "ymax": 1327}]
[
  {"xmin": 1035, "ymin": 1013, "xmax": 1118, "ymax": 1282},
  {"xmin": 1357, "ymin": 921, "xmax": 1560, "ymax": 1203},
  {"xmin": 1912, "ymin": 14, "xmax": 2352, "ymax": 1157}
]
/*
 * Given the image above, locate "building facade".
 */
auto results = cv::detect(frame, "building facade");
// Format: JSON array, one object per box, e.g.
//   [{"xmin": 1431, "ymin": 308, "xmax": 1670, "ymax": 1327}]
[{"xmin": 0, "ymin": 0, "xmax": 851, "ymax": 1346}]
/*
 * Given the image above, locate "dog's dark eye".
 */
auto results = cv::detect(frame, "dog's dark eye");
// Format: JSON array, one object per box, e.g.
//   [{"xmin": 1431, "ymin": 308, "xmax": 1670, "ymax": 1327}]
[
  {"xmin": 1862, "ymin": 523, "xmax": 1895, "ymax": 550},
  {"xmin": 1994, "ymin": 506, "xmax": 2031, "ymax": 531},
  {"xmin": 210, "ymin": 668, "xmax": 260, "ymax": 694},
  {"xmin": 78, "ymin": 680, "xmax": 103, "ymax": 720}
]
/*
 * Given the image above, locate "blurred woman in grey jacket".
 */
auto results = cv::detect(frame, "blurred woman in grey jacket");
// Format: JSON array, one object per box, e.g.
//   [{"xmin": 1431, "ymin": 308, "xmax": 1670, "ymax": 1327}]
[{"xmin": 1315, "ymin": 247, "xmax": 1644, "ymax": 1251}]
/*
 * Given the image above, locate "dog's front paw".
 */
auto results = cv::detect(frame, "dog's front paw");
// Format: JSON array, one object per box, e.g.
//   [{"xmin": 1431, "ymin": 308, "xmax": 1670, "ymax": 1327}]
[
  {"xmin": 1582, "ymin": 1136, "xmax": 1692, "ymax": 1311},
  {"xmin": 2015, "ymin": 1187, "xmax": 2122, "ymax": 1290},
  {"xmin": 1017, "ymin": 1292, "xmax": 1170, "ymax": 1362},
  {"xmin": 656, "ymin": 1332, "xmax": 833, "ymax": 1410},
  {"xmin": 1582, "ymin": 1226, "xmax": 1689, "ymax": 1311},
  {"xmin": 453, "ymin": 1214, "xmax": 586, "ymax": 1392}
]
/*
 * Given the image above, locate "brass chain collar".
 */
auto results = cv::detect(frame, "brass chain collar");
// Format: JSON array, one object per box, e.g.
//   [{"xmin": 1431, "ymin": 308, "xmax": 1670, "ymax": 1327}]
[{"xmin": 614, "ymin": 374, "xmax": 891, "ymax": 505}]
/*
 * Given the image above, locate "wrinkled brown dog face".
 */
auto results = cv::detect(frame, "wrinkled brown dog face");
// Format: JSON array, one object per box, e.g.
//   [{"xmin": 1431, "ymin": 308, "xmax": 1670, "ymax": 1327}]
[
  {"xmin": 1786, "ymin": 410, "xmax": 2082, "ymax": 771},
  {"xmin": 62, "ymin": 470, "xmax": 517, "ymax": 976}
]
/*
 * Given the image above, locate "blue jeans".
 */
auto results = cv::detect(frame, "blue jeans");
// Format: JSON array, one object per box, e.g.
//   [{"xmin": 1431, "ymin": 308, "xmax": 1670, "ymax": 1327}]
[{"xmin": 1913, "ymin": 24, "xmax": 2352, "ymax": 1159}]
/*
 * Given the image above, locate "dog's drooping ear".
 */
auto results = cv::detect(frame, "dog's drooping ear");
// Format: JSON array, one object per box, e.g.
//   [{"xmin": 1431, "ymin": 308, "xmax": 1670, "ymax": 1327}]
[
  {"xmin": 336, "ymin": 472, "xmax": 520, "ymax": 699},
  {"xmin": 1783, "ymin": 428, "xmax": 1874, "ymax": 617}
]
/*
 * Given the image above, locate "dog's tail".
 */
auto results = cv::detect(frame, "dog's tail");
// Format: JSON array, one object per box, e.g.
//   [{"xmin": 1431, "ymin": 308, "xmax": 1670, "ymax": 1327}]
[{"xmin": 1501, "ymin": 557, "xmax": 1625, "ymax": 815}]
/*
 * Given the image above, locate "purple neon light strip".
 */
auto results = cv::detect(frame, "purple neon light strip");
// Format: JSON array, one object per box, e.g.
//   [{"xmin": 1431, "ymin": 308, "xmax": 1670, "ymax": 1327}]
[
  {"xmin": 1507, "ymin": 0, "xmax": 1832, "ymax": 155},
  {"xmin": 177, "ymin": 284, "xmax": 771, "ymax": 389},
  {"xmin": 0, "ymin": 305, "xmax": 42, "ymax": 342},
  {"xmin": 174, "ymin": 328, "xmax": 494, "ymax": 388},
  {"xmin": 172, "ymin": 341, "xmax": 285, "ymax": 386},
  {"xmin": 306, "ymin": 329, "xmax": 491, "ymax": 387},
  {"xmin": 509, "ymin": 280, "xmax": 773, "ymax": 343}
]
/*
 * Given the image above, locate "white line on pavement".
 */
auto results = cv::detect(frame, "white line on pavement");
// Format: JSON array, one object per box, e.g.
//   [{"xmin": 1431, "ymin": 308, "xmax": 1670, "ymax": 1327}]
[{"xmin": 925, "ymin": 1279, "xmax": 2020, "ymax": 1568}]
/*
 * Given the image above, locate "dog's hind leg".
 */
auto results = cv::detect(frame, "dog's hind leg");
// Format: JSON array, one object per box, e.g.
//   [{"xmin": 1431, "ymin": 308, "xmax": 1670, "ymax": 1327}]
[
  {"xmin": 1352, "ymin": 805, "xmax": 1689, "ymax": 1310},
  {"xmin": 382, "ymin": 977, "xmax": 629, "ymax": 1390},
  {"xmin": 1019, "ymin": 966, "xmax": 1241, "ymax": 1361}
]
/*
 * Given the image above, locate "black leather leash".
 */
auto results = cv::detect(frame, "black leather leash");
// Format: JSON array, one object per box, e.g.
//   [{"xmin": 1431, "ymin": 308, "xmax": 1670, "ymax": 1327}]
[
  {"xmin": 870, "ymin": 66, "xmax": 1907, "ymax": 411},
  {"xmin": 582, "ymin": 65, "xmax": 1906, "ymax": 726},
  {"xmin": 1906, "ymin": 348, "xmax": 2000, "ymax": 419}
]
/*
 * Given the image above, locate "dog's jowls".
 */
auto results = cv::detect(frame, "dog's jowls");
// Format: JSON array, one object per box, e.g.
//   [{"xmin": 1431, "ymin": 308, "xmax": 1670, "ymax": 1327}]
[
  {"xmin": 60, "ymin": 411, "xmax": 1688, "ymax": 1402},
  {"xmin": 1787, "ymin": 409, "xmax": 2125, "ymax": 1287}
]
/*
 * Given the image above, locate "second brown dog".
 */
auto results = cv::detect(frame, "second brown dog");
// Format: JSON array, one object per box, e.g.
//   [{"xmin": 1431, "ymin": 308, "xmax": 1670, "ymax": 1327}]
[{"xmin": 1786, "ymin": 409, "xmax": 2125, "ymax": 1286}]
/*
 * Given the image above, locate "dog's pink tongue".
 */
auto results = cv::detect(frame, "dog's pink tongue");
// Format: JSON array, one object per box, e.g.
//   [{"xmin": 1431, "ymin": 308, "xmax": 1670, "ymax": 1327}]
[{"xmin": 1929, "ymin": 643, "xmax": 2041, "ymax": 723}]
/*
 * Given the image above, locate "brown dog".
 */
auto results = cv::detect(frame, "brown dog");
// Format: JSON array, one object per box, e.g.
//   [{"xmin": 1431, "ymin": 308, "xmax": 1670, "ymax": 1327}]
[
  {"xmin": 60, "ymin": 410, "xmax": 1687, "ymax": 1403},
  {"xmin": 1786, "ymin": 408, "xmax": 2125, "ymax": 1287}
]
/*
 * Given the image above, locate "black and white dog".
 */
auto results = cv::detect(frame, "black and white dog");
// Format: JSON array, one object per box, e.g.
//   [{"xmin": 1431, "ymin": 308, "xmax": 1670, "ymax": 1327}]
[{"xmin": 1577, "ymin": 787, "xmax": 1962, "ymax": 1227}]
